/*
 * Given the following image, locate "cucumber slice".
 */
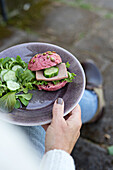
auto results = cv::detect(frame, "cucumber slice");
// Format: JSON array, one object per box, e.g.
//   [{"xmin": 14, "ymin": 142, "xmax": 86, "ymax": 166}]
[
  {"xmin": 7, "ymin": 81, "xmax": 20, "ymax": 91},
  {"xmin": 1, "ymin": 70, "xmax": 8, "ymax": 80},
  {"xmin": 3, "ymin": 70, "xmax": 17, "ymax": 82},
  {"xmin": 12, "ymin": 65, "xmax": 22, "ymax": 71},
  {"xmin": 44, "ymin": 66, "xmax": 59, "ymax": 78}
]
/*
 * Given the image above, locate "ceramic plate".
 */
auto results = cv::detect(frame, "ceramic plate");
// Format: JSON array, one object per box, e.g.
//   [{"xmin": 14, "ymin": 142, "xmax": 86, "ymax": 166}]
[{"xmin": 0, "ymin": 42, "xmax": 85, "ymax": 126}]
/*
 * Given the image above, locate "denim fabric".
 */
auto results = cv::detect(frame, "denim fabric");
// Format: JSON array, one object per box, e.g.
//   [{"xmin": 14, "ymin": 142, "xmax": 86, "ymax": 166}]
[
  {"xmin": 22, "ymin": 90, "xmax": 98, "ymax": 159},
  {"xmin": 79, "ymin": 89, "xmax": 98, "ymax": 123}
]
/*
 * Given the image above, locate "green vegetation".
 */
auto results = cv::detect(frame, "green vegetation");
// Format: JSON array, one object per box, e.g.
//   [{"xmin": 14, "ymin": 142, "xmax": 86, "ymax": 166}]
[
  {"xmin": 7, "ymin": 0, "xmax": 98, "ymax": 32},
  {"xmin": 50, "ymin": 0, "xmax": 95, "ymax": 10},
  {"xmin": 0, "ymin": 56, "xmax": 36, "ymax": 112},
  {"xmin": 105, "ymin": 12, "xmax": 113, "ymax": 19},
  {"xmin": 8, "ymin": 0, "xmax": 52, "ymax": 31},
  {"xmin": 79, "ymin": 3, "xmax": 93, "ymax": 10},
  {"xmin": 107, "ymin": 146, "xmax": 113, "ymax": 156}
]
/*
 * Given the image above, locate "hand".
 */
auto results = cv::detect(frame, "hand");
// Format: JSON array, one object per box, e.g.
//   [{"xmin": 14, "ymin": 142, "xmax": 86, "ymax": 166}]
[{"xmin": 44, "ymin": 98, "xmax": 82, "ymax": 154}]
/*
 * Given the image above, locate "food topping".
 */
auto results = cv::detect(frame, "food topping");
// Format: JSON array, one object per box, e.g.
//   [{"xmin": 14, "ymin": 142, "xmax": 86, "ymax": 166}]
[
  {"xmin": 47, "ymin": 55, "xmax": 50, "ymax": 59},
  {"xmin": 44, "ymin": 66, "xmax": 59, "ymax": 78},
  {"xmin": 50, "ymin": 57, "xmax": 55, "ymax": 62},
  {"xmin": 48, "ymin": 52, "xmax": 53, "ymax": 55},
  {"xmin": 43, "ymin": 53, "xmax": 46, "ymax": 55}
]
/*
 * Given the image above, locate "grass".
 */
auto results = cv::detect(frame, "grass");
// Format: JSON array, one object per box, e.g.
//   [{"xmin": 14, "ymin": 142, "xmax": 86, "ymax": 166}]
[
  {"xmin": 50, "ymin": 0, "xmax": 96, "ymax": 11},
  {"xmin": 104, "ymin": 12, "xmax": 113, "ymax": 19},
  {"xmin": 79, "ymin": 3, "xmax": 94, "ymax": 10}
]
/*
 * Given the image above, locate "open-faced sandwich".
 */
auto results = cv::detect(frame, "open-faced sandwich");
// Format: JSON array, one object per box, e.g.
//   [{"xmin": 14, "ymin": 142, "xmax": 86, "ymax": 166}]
[{"xmin": 28, "ymin": 51, "xmax": 76, "ymax": 91}]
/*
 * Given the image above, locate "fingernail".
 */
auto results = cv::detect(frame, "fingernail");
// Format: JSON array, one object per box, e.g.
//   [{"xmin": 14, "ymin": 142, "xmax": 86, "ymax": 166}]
[{"xmin": 57, "ymin": 98, "xmax": 63, "ymax": 105}]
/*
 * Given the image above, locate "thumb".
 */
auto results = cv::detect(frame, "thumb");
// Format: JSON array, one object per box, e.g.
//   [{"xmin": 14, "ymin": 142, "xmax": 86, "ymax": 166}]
[{"xmin": 52, "ymin": 98, "xmax": 64, "ymax": 122}]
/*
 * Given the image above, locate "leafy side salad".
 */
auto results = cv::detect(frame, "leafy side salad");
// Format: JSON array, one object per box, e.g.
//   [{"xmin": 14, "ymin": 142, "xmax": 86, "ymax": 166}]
[
  {"xmin": 0, "ymin": 56, "xmax": 37, "ymax": 112},
  {"xmin": 0, "ymin": 56, "xmax": 75, "ymax": 112}
]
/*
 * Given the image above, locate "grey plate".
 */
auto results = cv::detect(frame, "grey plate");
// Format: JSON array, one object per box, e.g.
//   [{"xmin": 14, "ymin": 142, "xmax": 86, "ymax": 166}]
[{"xmin": 0, "ymin": 42, "xmax": 85, "ymax": 126}]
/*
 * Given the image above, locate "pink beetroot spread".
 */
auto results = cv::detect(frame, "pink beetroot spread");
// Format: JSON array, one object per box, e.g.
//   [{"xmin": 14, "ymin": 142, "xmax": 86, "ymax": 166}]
[
  {"xmin": 37, "ymin": 81, "xmax": 67, "ymax": 91},
  {"xmin": 28, "ymin": 51, "xmax": 62, "ymax": 71}
]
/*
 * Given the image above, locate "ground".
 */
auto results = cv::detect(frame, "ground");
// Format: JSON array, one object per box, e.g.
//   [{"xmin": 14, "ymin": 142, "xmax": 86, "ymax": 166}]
[{"xmin": 0, "ymin": 0, "xmax": 113, "ymax": 169}]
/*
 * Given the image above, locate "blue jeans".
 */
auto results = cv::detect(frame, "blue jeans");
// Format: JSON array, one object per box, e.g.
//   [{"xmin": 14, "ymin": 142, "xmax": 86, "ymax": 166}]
[{"xmin": 22, "ymin": 90, "xmax": 98, "ymax": 159}]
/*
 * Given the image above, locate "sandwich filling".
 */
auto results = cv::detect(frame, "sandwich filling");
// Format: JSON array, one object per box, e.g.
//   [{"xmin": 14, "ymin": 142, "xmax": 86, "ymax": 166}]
[{"xmin": 36, "ymin": 63, "xmax": 68, "ymax": 81}]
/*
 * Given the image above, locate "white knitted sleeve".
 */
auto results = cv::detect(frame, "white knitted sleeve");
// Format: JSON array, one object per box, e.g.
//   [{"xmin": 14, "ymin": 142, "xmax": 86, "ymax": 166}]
[{"xmin": 40, "ymin": 149, "xmax": 75, "ymax": 170}]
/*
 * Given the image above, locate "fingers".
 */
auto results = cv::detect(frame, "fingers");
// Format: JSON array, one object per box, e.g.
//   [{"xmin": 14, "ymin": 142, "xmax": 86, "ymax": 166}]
[
  {"xmin": 52, "ymin": 98, "xmax": 64, "ymax": 122},
  {"xmin": 66, "ymin": 104, "xmax": 82, "ymax": 128}
]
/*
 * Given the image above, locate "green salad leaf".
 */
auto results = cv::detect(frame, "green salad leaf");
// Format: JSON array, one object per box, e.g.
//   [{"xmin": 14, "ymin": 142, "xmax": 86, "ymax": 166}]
[
  {"xmin": 2, "ymin": 57, "xmax": 11, "ymax": 67},
  {"xmin": 63, "ymin": 71, "xmax": 76, "ymax": 82},
  {"xmin": 0, "ymin": 81, "xmax": 8, "ymax": 97},
  {"xmin": 0, "ymin": 92, "xmax": 16, "ymax": 112},
  {"xmin": 16, "ymin": 55, "xmax": 22, "ymax": 62},
  {"xmin": 0, "ymin": 88, "xmax": 5, "ymax": 97},
  {"xmin": 0, "ymin": 58, "xmax": 3, "ymax": 63},
  {"xmin": 22, "ymin": 70, "xmax": 35, "ymax": 83},
  {"xmin": 19, "ymin": 97, "xmax": 29, "ymax": 106},
  {"xmin": 16, "ymin": 93, "xmax": 33, "ymax": 100},
  {"xmin": 14, "ymin": 100, "xmax": 21, "ymax": 109},
  {"xmin": 16, "ymin": 55, "xmax": 28, "ymax": 68},
  {"xmin": 52, "ymin": 80, "xmax": 60, "ymax": 85},
  {"xmin": 15, "ymin": 68, "xmax": 24, "ymax": 81},
  {"xmin": 36, "ymin": 80, "xmax": 48, "ymax": 85},
  {"xmin": 66, "ymin": 62, "xmax": 70, "ymax": 68}
]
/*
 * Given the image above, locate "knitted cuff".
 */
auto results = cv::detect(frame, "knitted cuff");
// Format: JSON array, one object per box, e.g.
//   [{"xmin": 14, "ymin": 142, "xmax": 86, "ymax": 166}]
[{"xmin": 40, "ymin": 149, "xmax": 75, "ymax": 170}]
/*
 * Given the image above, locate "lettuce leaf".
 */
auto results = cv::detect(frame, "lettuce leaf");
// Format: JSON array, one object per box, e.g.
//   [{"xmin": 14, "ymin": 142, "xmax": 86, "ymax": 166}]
[
  {"xmin": 2, "ymin": 57, "xmax": 11, "ymax": 67},
  {"xmin": 52, "ymin": 80, "xmax": 60, "ymax": 85},
  {"xmin": 21, "ymin": 70, "xmax": 35, "ymax": 83},
  {"xmin": 16, "ymin": 93, "xmax": 33, "ymax": 100},
  {"xmin": 14, "ymin": 100, "xmax": 21, "ymax": 109},
  {"xmin": 0, "ymin": 92, "xmax": 16, "ymax": 112},
  {"xmin": 36, "ymin": 80, "xmax": 48, "ymax": 85},
  {"xmin": 63, "ymin": 71, "xmax": 76, "ymax": 82},
  {"xmin": 19, "ymin": 97, "xmax": 29, "ymax": 106},
  {"xmin": 16, "ymin": 55, "xmax": 28, "ymax": 69},
  {"xmin": 65, "ymin": 62, "xmax": 70, "ymax": 68},
  {"xmin": 15, "ymin": 68, "xmax": 24, "ymax": 82}
]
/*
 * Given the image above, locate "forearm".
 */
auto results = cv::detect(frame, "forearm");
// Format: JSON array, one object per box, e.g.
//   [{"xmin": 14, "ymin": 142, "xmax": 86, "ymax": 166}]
[{"xmin": 40, "ymin": 149, "xmax": 75, "ymax": 170}]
